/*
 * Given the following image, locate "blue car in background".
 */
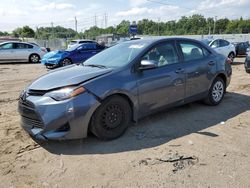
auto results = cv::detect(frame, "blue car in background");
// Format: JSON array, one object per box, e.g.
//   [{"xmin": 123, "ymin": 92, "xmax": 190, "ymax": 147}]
[{"xmin": 41, "ymin": 42, "xmax": 105, "ymax": 69}]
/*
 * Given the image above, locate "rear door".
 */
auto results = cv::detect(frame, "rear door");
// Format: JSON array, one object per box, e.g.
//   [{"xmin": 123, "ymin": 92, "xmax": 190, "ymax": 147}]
[
  {"xmin": 136, "ymin": 40, "xmax": 185, "ymax": 115},
  {"xmin": 177, "ymin": 40, "xmax": 216, "ymax": 98},
  {"xmin": 0, "ymin": 43, "xmax": 14, "ymax": 62}
]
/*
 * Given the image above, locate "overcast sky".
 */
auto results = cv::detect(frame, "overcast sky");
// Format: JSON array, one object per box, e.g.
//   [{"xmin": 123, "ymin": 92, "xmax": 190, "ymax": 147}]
[{"xmin": 0, "ymin": 0, "xmax": 249, "ymax": 32}]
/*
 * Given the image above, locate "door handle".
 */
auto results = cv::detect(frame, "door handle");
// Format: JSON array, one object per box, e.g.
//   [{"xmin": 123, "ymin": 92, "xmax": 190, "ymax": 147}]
[
  {"xmin": 208, "ymin": 61, "xmax": 215, "ymax": 66},
  {"xmin": 175, "ymin": 68, "xmax": 185, "ymax": 74}
]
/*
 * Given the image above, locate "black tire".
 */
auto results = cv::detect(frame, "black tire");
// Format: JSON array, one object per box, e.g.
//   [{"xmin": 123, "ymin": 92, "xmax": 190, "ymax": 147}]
[
  {"xmin": 60, "ymin": 58, "xmax": 72, "ymax": 67},
  {"xmin": 228, "ymin": 52, "xmax": 235, "ymax": 62},
  {"xmin": 46, "ymin": 64, "xmax": 58, "ymax": 70},
  {"xmin": 90, "ymin": 96, "xmax": 132, "ymax": 140},
  {"xmin": 204, "ymin": 77, "xmax": 226, "ymax": 106},
  {"xmin": 29, "ymin": 54, "xmax": 40, "ymax": 63}
]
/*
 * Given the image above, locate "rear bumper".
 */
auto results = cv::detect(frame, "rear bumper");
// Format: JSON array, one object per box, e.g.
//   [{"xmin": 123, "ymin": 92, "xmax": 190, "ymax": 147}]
[
  {"xmin": 18, "ymin": 92, "xmax": 101, "ymax": 140},
  {"xmin": 245, "ymin": 57, "xmax": 250, "ymax": 71}
]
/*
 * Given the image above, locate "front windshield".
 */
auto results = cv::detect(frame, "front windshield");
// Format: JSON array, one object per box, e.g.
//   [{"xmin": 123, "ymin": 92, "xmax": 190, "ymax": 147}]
[
  {"xmin": 66, "ymin": 44, "xmax": 80, "ymax": 52},
  {"xmin": 201, "ymin": 39, "xmax": 212, "ymax": 46},
  {"xmin": 84, "ymin": 41, "xmax": 149, "ymax": 68}
]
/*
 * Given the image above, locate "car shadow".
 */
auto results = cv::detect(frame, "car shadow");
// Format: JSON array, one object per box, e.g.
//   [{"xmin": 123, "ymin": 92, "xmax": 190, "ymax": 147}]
[
  {"xmin": 0, "ymin": 62, "xmax": 40, "ymax": 65},
  {"xmin": 38, "ymin": 92, "xmax": 250, "ymax": 155}
]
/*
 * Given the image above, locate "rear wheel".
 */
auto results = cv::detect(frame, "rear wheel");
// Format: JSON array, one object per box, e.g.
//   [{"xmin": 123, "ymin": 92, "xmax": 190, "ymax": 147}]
[
  {"xmin": 228, "ymin": 52, "xmax": 235, "ymax": 62},
  {"xmin": 90, "ymin": 96, "xmax": 132, "ymax": 140},
  {"xmin": 204, "ymin": 77, "xmax": 226, "ymax": 106},
  {"xmin": 29, "ymin": 54, "xmax": 40, "ymax": 63}
]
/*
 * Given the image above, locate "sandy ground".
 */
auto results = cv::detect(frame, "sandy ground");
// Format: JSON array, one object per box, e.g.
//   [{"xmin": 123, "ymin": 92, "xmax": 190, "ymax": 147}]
[{"xmin": 0, "ymin": 58, "xmax": 249, "ymax": 188}]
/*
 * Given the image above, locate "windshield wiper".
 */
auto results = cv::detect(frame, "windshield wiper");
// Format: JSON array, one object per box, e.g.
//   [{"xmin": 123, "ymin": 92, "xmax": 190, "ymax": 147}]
[{"xmin": 84, "ymin": 64, "xmax": 107, "ymax": 69}]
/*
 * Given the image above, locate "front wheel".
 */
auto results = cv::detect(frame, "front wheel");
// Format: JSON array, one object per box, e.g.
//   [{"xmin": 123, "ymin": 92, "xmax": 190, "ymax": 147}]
[
  {"xmin": 60, "ymin": 58, "xmax": 72, "ymax": 67},
  {"xmin": 204, "ymin": 77, "xmax": 226, "ymax": 106},
  {"xmin": 90, "ymin": 96, "xmax": 132, "ymax": 140}
]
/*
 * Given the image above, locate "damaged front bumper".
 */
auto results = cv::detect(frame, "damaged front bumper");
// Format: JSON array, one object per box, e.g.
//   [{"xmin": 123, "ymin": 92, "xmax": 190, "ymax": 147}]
[{"xmin": 18, "ymin": 92, "xmax": 100, "ymax": 140}]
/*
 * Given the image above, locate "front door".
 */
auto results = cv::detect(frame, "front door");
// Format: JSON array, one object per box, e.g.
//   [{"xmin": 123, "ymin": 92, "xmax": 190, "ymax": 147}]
[
  {"xmin": 136, "ymin": 41, "xmax": 185, "ymax": 115},
  {"xmin": 0, "ymin": 42, "xmax": 14, "ymax": 62}
]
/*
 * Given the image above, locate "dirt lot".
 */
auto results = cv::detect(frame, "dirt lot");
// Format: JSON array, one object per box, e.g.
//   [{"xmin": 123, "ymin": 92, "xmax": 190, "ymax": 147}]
[{"xmin": 0, "ymin": 59, "xmax": 249, "ymax": 188}]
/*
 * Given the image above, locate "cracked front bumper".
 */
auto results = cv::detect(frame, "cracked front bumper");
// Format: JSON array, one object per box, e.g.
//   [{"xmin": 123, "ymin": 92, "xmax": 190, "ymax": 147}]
[{"xmin": 18, "ymin": 92, "xmax": 100, "ymax": 140}]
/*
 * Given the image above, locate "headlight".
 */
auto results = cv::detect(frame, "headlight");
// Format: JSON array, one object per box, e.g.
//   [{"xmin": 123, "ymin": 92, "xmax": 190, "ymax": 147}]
[
  {"xmin": 45, "ymin": 87, "xmax": 85, "ymax": 101},
  {"xmin": 48, "ymin": 57, "xmax": 61, "ymax": 62}
]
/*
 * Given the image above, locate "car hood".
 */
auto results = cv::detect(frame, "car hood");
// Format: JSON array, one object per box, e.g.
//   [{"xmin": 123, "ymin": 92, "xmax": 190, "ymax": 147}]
[
  {"xmin": 28, "ymin": 65, "xmax": 113, "ymax": 91},
  {"xmin": 42, "ymin": 50, "xmax": 69, "ymax": 59}
]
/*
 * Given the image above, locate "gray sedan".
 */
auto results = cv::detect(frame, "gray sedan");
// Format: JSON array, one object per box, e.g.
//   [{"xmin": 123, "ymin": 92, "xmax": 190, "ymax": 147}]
[
  {"xmin": 18, "ymin": 37, "xmax": 232, "ymax": 140},
  {"xmin": 0, "ymin": 42, "xmax": 47, "ymax": 63}
]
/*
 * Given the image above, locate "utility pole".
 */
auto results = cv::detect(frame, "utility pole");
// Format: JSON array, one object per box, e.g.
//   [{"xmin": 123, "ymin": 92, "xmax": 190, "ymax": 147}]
[
  {"xmin": 158, "ymin": 17, "xmax": 161, "ymax": 36},
  {"xmin": 51, "ymin": 22, "xmax": 54, "ymax": 39},
  {"xmin": 104, "ymin": 13, "xmax": 108, "ymax": 28},
  {"xmin": 74, "ymin": 16, "xmax": 78, "ymax": 32},
  {"xmin": 36, "ymin": 26, "xmax": 39, "ymax": 39},
  {"xmin": 213, "ymin": 16, "xmax": 217, "ymax": 34},
  {"xmin": 94, "ymin": 14, "xmax": 97, "ymax": 27}
]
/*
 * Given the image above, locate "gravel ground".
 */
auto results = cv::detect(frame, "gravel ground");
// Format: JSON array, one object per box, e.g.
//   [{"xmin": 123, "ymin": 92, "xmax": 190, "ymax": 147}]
[{"xmin": 0, "ymin": 58, "xmax": 249, "ymax": 188}]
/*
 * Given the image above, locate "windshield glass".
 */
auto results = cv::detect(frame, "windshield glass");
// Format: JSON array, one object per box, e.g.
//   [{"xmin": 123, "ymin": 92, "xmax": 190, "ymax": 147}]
[
  {"xmin": 66, "ymin": 44, "xmax": 80, "ymax": 52},
  {"xmin": 201, "ymin": 39, "xmax": 212, "ymax": 46},
  {"xmin": 69, "ymin": 41, "xmax": 77, "ymax": 45},
  {"xmin": 84, "ymin": 41, "xmax": 149, "ymax": 68}
]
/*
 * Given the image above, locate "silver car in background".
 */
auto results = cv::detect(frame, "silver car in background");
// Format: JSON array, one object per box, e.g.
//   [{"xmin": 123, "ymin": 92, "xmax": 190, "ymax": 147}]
[{"xmin": 0, "ymin": 41, "xmax": 47, "ymax": 63}]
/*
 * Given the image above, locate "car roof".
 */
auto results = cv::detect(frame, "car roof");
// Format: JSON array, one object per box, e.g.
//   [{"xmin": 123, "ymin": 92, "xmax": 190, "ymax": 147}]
[
  {"xmin": 0, "ymin": 41, "xmax": 38, "ymax": 46},
  {"xmin": 122, "ymin": 36, "xmax": 206, "ymax": 45},
  {"xmin": 71, "ymin": 39, "xmax": 95, "ymax": 42}
]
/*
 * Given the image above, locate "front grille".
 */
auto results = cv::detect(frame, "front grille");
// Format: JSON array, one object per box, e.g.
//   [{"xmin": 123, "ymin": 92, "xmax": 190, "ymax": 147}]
[
  {"xmin": 27, "ymin": 89, "xmax": 47, "ymax": 96},
  {"xmin": 19, "ymin": 99, "xmax": 34, "ymax": 108},
  {"xmin": 21, "ymin": 116, "xmax": 44, "ymax": 128}
]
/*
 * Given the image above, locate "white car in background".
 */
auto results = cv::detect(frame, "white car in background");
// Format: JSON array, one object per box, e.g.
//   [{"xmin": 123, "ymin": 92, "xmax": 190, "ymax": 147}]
[
  {"xmin": 0, "ymin": 41, "xmax": 47, "ymax": 63},
  {"xmin": 67, "ymin": 39, "xmax": 95, "ymax": 49},
  {"xmin": 202, "ymin": 39, "xmax": 236, "ymax": 61}
]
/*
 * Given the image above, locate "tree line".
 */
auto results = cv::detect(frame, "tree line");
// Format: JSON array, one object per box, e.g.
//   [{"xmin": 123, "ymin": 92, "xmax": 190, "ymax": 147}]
[{"xmin": 1, "ymin": 14, "xmax": 250, "ymax": 40}]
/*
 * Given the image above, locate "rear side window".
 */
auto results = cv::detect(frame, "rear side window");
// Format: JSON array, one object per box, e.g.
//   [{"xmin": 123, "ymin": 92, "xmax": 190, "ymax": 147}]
[
  {"xmin": 81, "ymin": 43, "xmax": 97, "ymax": 50},
  {"xmin": 15, "ymin": 43, "xmax": 33, "ymax": 49},
  {"xmin": 142, "ymin": 42, "xmax": 179, "ymax": 67},
  {"xmin": 179, "ymin": 42, "xmax": 210, "ymax": 61},
  {"xmin": 220, "ymin": 40, "xmax": 230, "ymax": 47}
]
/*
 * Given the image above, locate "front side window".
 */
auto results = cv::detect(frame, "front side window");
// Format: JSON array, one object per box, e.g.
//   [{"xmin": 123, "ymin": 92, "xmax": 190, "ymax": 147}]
[
  {"xmin": 0, "ymin": 43, "xmax": 13, "ymax": 49},
  {"xmin": 80, "ymin": 43, "xmax": 97, "ymax": 50},
  {"xmin": 142, "ymin": 42, "xmax": 179, "ymax": 67},
  {"xmin": 180, "ymin": 42, "xmax": 210, "ymax": 61}
]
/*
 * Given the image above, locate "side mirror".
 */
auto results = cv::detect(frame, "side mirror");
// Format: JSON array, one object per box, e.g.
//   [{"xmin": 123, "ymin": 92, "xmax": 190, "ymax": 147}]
[{"xmin": 139, "ymin": 60, "xmax": 157, "ymax": 70}]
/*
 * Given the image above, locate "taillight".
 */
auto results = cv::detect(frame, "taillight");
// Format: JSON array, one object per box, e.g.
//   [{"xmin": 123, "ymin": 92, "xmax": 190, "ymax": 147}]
[
  {"xmin": 226, "ymin": 58, "xmax": 232, "ymax": 64},
  {"xmin": 41, "ymin": 48, "xmax": 47, "ymax": 53}
]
